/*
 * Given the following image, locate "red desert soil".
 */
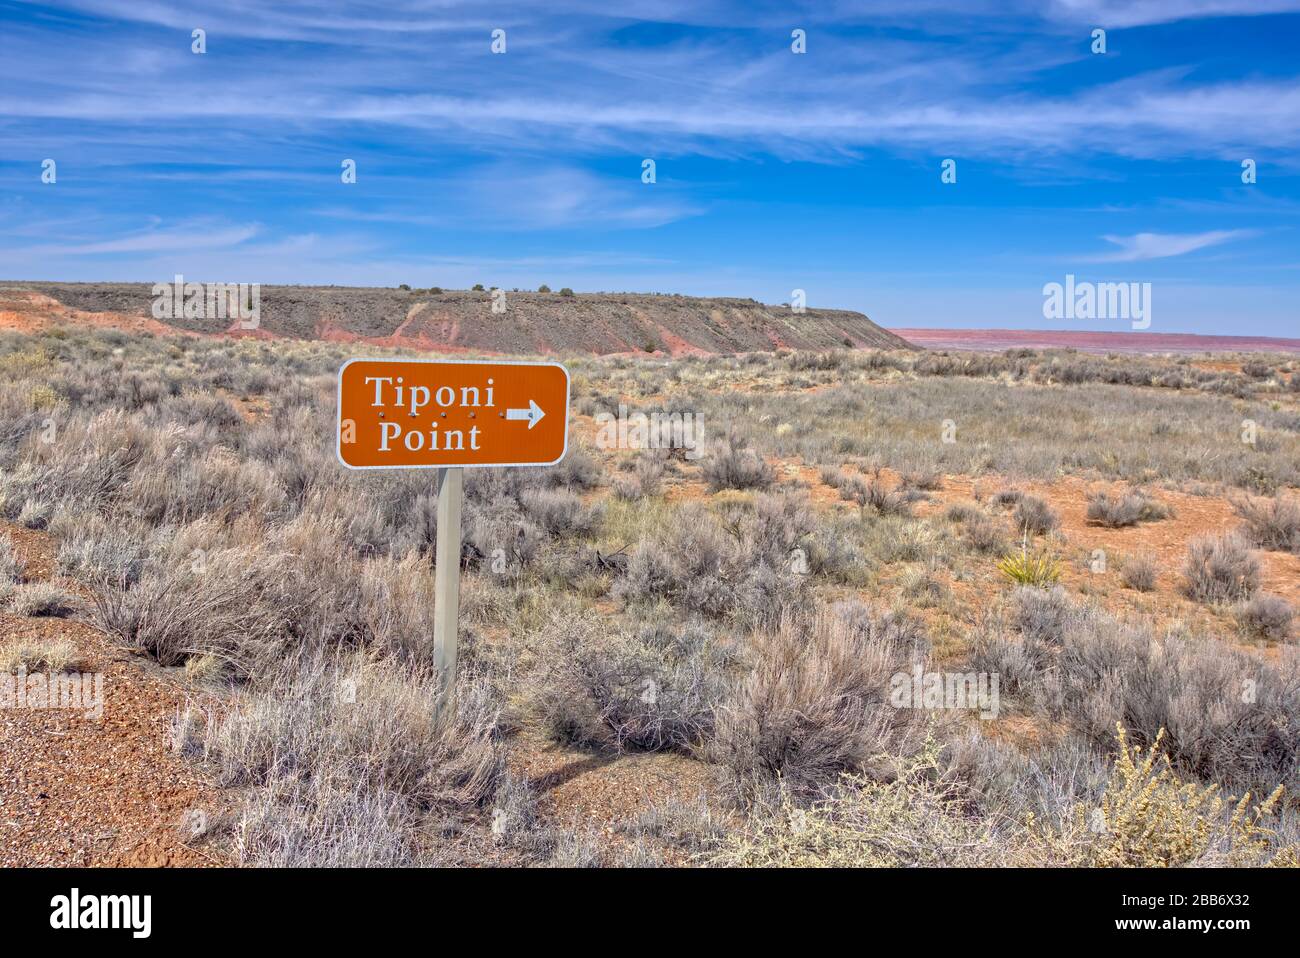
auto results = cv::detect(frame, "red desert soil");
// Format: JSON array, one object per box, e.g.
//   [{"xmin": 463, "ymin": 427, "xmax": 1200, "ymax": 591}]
[
  {"xmin": 0, "ymin": 523, "xmax": 226, "ymax": 867},
  {"xmin": 0, "ymin": 290, "xmax": 184, "ymax": 338}
]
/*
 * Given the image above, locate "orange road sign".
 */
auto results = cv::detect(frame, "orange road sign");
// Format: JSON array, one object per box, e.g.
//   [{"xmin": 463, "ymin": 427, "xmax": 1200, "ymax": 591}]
[{"xmin": 336, "ymin": 358, "xmax": 569, "ymax": 469}]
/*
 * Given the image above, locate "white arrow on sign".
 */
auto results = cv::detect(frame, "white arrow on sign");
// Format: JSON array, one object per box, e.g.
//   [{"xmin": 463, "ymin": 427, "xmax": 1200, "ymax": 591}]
[{"xmin": 506, "ymin": 399, "xmax": 545, "ymax": 429}]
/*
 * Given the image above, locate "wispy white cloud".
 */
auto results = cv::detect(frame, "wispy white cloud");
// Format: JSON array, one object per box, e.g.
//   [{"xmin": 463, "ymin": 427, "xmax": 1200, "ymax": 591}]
[
  {"xmin": 26, "ymin": 220, "xmax": 259, "ymax": 255},
  {"xmin": 1045, "ymin": 0, "xmax": 1300, "ymax": 27},
  {"xmin": 1086, "ymin": 229, "xmax": 1257, "ymax": 262}
]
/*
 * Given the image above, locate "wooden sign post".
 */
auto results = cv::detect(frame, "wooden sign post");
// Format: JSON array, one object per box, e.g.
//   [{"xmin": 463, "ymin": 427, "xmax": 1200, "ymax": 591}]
[{"xmin": 337, "ymin": 358, "xmax": 570, "ymax": 695}]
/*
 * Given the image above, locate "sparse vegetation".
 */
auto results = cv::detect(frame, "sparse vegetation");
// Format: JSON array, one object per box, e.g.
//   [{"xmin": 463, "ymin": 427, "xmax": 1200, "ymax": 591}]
[
  {"xmin": 1086, "ymin": 488, "xmax": 1171, "ymax": 527},
  {"xmin": 1236, "ymin": 594, "xmax": 1294, "ymax": 641},
  {"xmin": 0, "ymin": 325, "xmax": 1297, "ymax": 867},
  {"xmin": 5, "ymin": 582, "xmax": 75, "ymax": 617},
  {"xmin": 1233, "ymin": 495, "xmax": 1300, "ymax": 553},
  {"xmin": 700, "ymin": 435, "xmax": 774, "ymax": 492},
  {"xmin": 1013, "ymin": 495, "xmax": 1058, "ymax": 535},
  {"xmin": 1121, "ymin": 553, "xmax": 1158, "ymax": 592},
  {"xmin": 1182, "ymin": 534, "xmax": 1261, "ymax": 604}
]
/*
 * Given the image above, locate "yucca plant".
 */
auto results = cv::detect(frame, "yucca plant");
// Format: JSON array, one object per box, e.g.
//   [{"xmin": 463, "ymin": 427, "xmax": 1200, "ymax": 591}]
[{"xmin": 997, "ymin": 534, "xmax": 1062, "ymax": 587}]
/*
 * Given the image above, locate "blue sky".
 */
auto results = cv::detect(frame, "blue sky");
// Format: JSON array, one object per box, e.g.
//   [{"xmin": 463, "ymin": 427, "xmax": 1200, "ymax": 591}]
[{"xmin": 1, "ymin": 1, "xmax": 1298, "ymax": 335}]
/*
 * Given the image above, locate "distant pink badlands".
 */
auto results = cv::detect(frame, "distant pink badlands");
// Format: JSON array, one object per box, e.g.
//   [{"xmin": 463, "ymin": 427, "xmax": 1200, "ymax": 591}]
[{"xmin": 889, "ymin": 328, "xmax": 1300, "ymax": 355}]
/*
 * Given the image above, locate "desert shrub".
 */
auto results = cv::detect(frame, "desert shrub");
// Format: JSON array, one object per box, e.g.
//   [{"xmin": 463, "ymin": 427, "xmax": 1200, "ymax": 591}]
[
  {"xmin": 356, "ymin": 555, "xmax": 440, "ymax": 663},
  {"xmin": 616, "ymin": 794, "xmax": 724, "ymax": 863},
  {"xmin": 544, "ymin": 445, "xmax": 601, "ymax": 491},
  {"xmin": 5, "ymin": 582, "xmax": 75, "ymax": 617},
  {"xmin": 1085, "ymin": 727, "xmax": 1290, "ymax": 867},
  {"xmin": 1236, "ymin": 594, "xmax": 1293, "ymax": 641},
  {"xmin": 1013, "ymin": 495, "xmax": 1058, "ymax": 535},
  {"xmin": 945, "ymin": 505, "xmax": 1006, "ymax": 555},
  {"xmin": 836, "ymin": 475, "xmax": 868, "ymax": 505},
  {"xmin": 942, "ymin": 733, "xmax": 1107, "ymax": 832},
  {"xmin": 976, "ymin": 592, "xmax": 1300, "ymax": 792},
  {"xmin": 818, "ymin": 465, "xmax": 844, "ymax": 488},
  {"xmin": 612, "ymin": 455, "xmax": 665, "ymax": 501},
  {"xmin": 463, "ymin": 502, "xmax": 543, "ymax": 572},
  {"xmin": 1086, "ymin": 489, "xmax": 1170, "ymax": 527},
  {"xmin": 207, "ymin": 651, "xmax": 503, "ymax": 865},
  {"xmin": 89, "ymin": 540, "xmax": 304, "ymax": 674},
  {"xmin": 944, "ymin": 502, "xmax": 982, "ymax": 524},
  {"xmin": 901, "ymin": 470, "xmax": 944, "ymax": 492},
  {"xmin": 1182, "ymin": 534, "xmax": 1260, "ymax": 604},
  {"xmin": 992, "ymin": 489, "xmax": 1024, "ymax": 507},
  {"xmin": 16, "ymin": 499, "xmax": 51, "ymax": 529},
  {"xmin": 706, "ymin": 738, "xmax": 1018, "ymax": 867},
  {"xmin": 1232, "ymin": 495, "xmax": 1300, "ymax": 553},
  {"xmin": 860, "ymin": 475, "xmax": 912, "ymax": 517},
  {"xmin": 520, "ymin": 488, "xmax": 603, "ymax": 539},
  {"xmin": 799, "ymin": 518, "xmax": 867, "ymax": 583},
  {"xmin": 710, "ymin": 607, "xmax": 933, "ymax": 805},
  {"xmin": 900, "ymin": 565, "xmax": 948, "ymax": 607},
  {"xmin": 614, "ymin": 506, "xmax": 806, "ymax": 626},
  {"xmin": 1121, "ymin": 553, "xmax": 1158, "ymax": 592},
  {"xmin": 527, "ymin": 614, "xmax": 732, "ymax": 752},
  {"xmin": 1012, "ymin": 585, "xmax": 1073, "ymax": 644},
  {"xmin": 700, "ymin": 435, "xmax": 774, "ymax": 492},
  {"xmin": 611, "ymin": 475, "xmax": 643, "ymax": 501},
  {"xmin": 230, "ymin": 773, "xmax": 414, "ymax": 867}
]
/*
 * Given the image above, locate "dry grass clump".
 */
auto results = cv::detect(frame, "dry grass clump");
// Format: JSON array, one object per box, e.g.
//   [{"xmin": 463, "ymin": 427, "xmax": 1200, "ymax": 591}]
[
  {"xmin": 612, "ymin": 500, "xmax": 810, "ymax": 626},
  {"xmin": 710, "ymin": 606, "xmax": 933, "ymax": 805},
  {"xmin": 611, "ymin": 455, "xmax": 665, "ymax": 501},
  {"xmin": 700, "ymin": 435, "xmax": 774, "ymax": 492},
  {"xmin": 0, "ymin": 533, "xmax": 24, "ymax": 583},
  {"xmin": 0, "ymin": 637, "xmax": 79, "ymax": 672},
  {"xmin": 945, "ymin": 503, "xmax": 1007, "ymax": 555},
  {"xmin": 1086, "ymin": 488, "xmax": 1171, "ymax": 527},
  {"xmin": 1012, "ymin": 494, "xmax": 1058, "ymax": 535},
  {"xmin": 859, "ymin": 474, "xmax": 912, "ymax": 517},
  {"xmin": 1235, "ymin": 594, "xmax": 1294, "ymax": 641},
  {"xmin": 1233, "ymin": 495, "xmax": 1300, "ymax": 554},
  {"xmin": 5, "ymin": 582, "xmax": 75, "ymax": 617},
  {"xmin": 519, "ymin": 488, "xmax": 604, "ymax": 538},
  {"xmin": 90, "ymin": 543, "xmax": 298, "ymax": 674},
  {"xmin": 1121, "ymin": 553, "xmax": 1159, "ymax": 592},
  {"xmin": 525, "ymin": 614, "xmax": 733, "ymax": 752},
  {"xmin": 1182, "ymin": 533, "xmax": 1261, "ymax": 604},
  {"xmin": 205, "ymin": 650, "xmax": 504, "ymax": 866}
]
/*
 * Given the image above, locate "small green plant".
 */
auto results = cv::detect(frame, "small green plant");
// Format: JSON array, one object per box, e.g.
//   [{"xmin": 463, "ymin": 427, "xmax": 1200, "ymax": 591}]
[
  {"xmin": 997, "ymin": 537, "xmax": 1062, "ymax": 587},
  {"xmin": 560, "ymin": 287, "xmax": 575, "ymax": 297},
  {"xmin": 538, "ymin": 284, "xmax": 552, "ymax": 293}
]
